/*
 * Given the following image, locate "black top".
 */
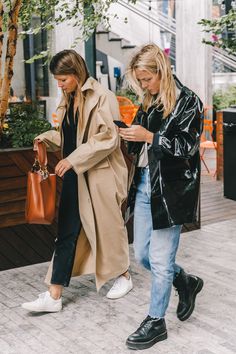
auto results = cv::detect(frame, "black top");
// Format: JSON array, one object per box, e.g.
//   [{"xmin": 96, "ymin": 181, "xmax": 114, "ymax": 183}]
[{"xmin": 62, "ymin": 95, "xmax": 79, "ymax": 158}]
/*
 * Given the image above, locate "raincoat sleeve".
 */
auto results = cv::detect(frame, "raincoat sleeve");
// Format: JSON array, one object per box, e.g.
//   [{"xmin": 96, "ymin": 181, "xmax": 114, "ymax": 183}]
[
  {"xmin": 66, "ymin": 93, "xmax": 120, "ymax": 175},
  {"xmin": 151, "ymin": 94, "xmax": 204, "ymax": 160}
]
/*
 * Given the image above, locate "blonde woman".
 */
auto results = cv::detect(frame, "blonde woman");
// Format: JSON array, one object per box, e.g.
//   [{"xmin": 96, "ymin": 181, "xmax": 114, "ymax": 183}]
[
  {"xmin": 22, "ymin": 50, "xmax": 132, "ymax": 312},
  {"xmin": 118, "ymin": 44, "xmax": 204, "ymax": 350}
]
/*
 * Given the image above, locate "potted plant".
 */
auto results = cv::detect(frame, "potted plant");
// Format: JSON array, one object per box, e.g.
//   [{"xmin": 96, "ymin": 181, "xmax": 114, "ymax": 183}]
[
  {"xmin": 213, "ymin": 85, "xmax": 236, "ymax": 111},
  {"xmin": 0, "ymin": 101, "xmax": 55, "ymax": 227},
  {"xmin": 1, "ymin": 101, "xmax": 52, "ymax": 149},
  {"xmin": 198, "ymin": 8, "xmax": 236, "ymax": 55}
]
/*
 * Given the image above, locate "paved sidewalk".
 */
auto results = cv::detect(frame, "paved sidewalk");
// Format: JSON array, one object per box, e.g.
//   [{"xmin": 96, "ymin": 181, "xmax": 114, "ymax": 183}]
[{"xmin": 1, "ymin": 219, "xmax": 236, "ymax": 354}]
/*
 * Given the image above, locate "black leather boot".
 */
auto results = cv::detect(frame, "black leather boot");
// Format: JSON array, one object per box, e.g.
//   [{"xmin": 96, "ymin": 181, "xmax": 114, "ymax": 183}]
[
  {"xmin": 173, "ymin": 269, "xmax": 204, "ymax": 321},
  {"xmin": 126, "ymin": 316, "xmax": 167, "ymax": 350}
]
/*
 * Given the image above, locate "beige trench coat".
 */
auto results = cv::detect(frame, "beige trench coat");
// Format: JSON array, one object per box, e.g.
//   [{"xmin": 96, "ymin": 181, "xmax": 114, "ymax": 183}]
[{"xmin": 36, "ymin": 77, "xmax": 129, "ymax": 290}]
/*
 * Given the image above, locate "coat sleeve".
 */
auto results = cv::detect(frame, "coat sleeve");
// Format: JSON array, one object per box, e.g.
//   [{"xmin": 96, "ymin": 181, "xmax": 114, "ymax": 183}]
[
  {"xmin": 151, "ymin": 94, "xmax": 204, "ymax": 160},
  {"xmin": 35, "ymin": 130, "xmax": 61, "ymax": 152},
  {"xmin": 66, "ymin": 93, "xmax": 120, "ymax": 175}
]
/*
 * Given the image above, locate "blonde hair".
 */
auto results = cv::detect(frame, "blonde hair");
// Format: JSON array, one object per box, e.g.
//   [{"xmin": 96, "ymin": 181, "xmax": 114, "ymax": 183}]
[
  {"xmin": 49, "ymin": 49, "xmax": 89, "ymax": 128},
  {"xmin": 126, "ymin": 44, "xmax": 176, "ymax": 117}
]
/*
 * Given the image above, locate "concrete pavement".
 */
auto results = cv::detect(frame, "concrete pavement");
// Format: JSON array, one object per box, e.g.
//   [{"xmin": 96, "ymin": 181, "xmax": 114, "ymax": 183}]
[{"xmin": 1, "ymin": 219, "xmax": 236, "ymax": 354}]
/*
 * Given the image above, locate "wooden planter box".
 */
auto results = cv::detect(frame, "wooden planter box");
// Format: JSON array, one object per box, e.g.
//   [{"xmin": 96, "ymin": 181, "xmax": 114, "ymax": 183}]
[
  {"xmin": 0, "ymin": 145, "xmax": 200, "ymax": 271},
  {"xmin": 0, "ymin": 147, "xmax": 134, "ymax": 271},
  {"xmin": 0, "ymin": 148, "xmax": 61, "ymax": 271}
]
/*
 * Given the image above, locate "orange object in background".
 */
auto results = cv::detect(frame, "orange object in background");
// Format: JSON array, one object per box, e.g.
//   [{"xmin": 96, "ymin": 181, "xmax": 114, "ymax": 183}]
[
  {"xmin": 200, "ymin": 107, "xmax": 217, "ymax": 176},
  {"xmin": 52, "ymin": 112, "xmax": 60, "ymax": 131},
  {"xmin": 116, "ymin": 96, "xmax": 139, "ymax": 125}
]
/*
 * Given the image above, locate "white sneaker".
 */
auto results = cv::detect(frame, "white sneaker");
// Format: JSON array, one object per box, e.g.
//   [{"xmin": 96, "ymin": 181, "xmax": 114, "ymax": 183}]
[
  {"xmin": 21, "ymin": 291, "xmax": 62, "ymax": 312},
  {"xmin": 106, "ymin": 275, "xmax": 133, "ymax": 299}
]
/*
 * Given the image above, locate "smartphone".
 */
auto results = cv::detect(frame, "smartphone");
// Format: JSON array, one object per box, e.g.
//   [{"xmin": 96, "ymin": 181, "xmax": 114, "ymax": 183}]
[{"xmin": 113, "ymin": 120, "xmax": 128, "ymax": 128}]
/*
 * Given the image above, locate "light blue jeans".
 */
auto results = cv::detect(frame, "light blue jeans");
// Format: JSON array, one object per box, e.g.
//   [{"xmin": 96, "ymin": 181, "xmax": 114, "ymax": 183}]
[{"xmin": 133, "ymin": 167, "xmax": 181, "ymax": 318}]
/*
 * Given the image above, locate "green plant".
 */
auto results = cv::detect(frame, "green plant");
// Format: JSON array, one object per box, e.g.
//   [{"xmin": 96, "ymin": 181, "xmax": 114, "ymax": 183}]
[
  {"xmin": 213, "ymin": 85, "xmax": 236, "ymax": 110},
  {"xmin": 116, "ymin": 88, "xmax": 140, "ymax": 106},
  {"xmin": 0, "ymin": 101, "xmax": 52, "ymax": 148},
  {"xmin": 198, "ymin": 9, "xmax": 236, "ymax": 55}
]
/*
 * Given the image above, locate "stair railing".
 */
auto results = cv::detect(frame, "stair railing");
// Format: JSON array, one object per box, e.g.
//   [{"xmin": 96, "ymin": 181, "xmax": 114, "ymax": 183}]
[{"xmin": 118, "ymin": 0, "xmax": 236, "ymax": 71}]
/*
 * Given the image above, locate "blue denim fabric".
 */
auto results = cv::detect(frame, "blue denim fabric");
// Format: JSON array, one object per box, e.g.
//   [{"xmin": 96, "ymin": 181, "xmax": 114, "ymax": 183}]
[{"xmin": 133, "ymin": 167, "xmax": 181, "ymax": 318}]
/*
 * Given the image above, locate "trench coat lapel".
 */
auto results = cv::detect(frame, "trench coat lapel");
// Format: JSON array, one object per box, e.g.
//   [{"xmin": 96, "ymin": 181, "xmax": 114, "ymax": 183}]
[
  {"xmin": 56, "ymin": 100, "xmax": 66, "ymax": 129},
  {"xmin": 56, "ymin": 78, "xmax": 100, "ymax": 146},
  {"xmin": 79, "ymin": 78, "xmax": 100, "ymax": 145}
]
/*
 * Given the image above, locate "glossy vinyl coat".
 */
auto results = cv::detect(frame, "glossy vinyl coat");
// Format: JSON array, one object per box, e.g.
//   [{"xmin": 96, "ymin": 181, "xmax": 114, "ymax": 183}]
[{"xmin": 127, "ymin": 77, "xmax": 204, "ymax": 230}]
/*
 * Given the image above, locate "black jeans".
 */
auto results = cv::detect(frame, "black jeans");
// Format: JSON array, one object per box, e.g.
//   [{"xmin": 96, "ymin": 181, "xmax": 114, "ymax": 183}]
[{"xmin": 51, "ymin": 169, "xmax": 81, "ymax": 287}]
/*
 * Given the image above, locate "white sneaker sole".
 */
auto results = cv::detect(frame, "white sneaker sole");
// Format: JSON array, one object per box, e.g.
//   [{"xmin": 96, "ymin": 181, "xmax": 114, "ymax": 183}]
[{"xmin": 21, "ymin": 304, "xmax": 62, "ymax": 313}]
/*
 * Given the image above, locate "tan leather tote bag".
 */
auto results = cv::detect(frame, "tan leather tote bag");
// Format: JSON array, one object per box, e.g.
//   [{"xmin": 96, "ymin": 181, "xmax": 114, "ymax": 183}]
[{"xmin": 25, "ymin": 143, "xmax": 56, "ymax": 224}]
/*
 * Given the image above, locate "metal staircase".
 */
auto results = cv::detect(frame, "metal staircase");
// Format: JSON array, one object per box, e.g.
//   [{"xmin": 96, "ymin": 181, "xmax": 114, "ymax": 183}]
[
  {"xmin": 96, "ymin": 25, "xmax": 135, "ymax": 65},
  {"xmin": 117, "ymin": 0, "xmax": 236, "ymax": 72},
  {"xmin": 212, "ymin": 48, "xmax": 236, "ymax": 72},
  {"xmin": 95, "ymin": 0, "xmax": 236, "ymax": 87}
]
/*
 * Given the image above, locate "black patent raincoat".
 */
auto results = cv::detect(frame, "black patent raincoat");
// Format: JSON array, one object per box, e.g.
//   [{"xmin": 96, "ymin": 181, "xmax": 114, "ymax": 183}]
[{"xmin": 127, "ymin": 76, "xmax": 204, "ymax": 229}]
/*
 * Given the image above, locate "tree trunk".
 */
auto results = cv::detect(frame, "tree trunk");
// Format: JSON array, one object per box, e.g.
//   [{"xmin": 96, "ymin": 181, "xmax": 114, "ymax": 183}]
[
  {"xmin": 0, "ymin": 0, "xmax": 22, "ymax": 133},
  {"xmin": 0, "ymin": 1, "xmax": 3, "ymax": 102}
]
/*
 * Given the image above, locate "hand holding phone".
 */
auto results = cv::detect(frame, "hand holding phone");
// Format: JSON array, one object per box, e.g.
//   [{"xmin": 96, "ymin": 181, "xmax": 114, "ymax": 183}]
[{"xmin": 113, "ymin": 120, "xmax": 129, "ymax": 128}]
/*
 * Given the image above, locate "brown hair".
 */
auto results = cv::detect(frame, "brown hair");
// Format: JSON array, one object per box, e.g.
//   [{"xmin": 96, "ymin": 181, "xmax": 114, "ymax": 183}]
[
  {"xmin": 49, "ymin": 49, "xmax": 89, "ymax": 127},
  {"xmin": 126, "ymin": 44, "xmax": 176, "ymax": 117}
]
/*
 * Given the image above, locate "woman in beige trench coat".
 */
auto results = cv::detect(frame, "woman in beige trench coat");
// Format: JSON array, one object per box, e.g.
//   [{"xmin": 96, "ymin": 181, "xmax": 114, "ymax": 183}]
[{"xmin": 22, "ymin": 50, "xmax": 133, "ymax": 313}]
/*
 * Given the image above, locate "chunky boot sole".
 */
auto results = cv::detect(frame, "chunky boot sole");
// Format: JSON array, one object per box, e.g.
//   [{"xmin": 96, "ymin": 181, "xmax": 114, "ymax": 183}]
[
  {"xmin": 178, "ymin": 278, "xmax": 204, "ymax": 321},
  {"xmin": 126, "ymin": 331, "xmax": 167, "ymax": 350}
]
